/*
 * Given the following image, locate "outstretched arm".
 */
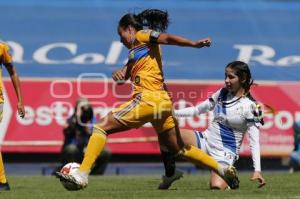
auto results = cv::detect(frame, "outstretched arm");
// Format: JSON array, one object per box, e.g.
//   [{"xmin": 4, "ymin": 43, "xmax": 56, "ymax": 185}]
[
  {"xmin": 175, "ymin": 89, "xmax": 221, "ymax": 117},
  {"xmin": 157, "ymin": 33, "xmax": 211, "ymax": 48},
  {"xmin": 4, "ymin": 63, "xmax": 25, "ymax": 118},
  {"xmin": 175, "ymin": 98, "xmax": 216, "ymax": 117},
  {"xmin": 248, "ymin": 125, "xmax": 266, "ymax": 188}
]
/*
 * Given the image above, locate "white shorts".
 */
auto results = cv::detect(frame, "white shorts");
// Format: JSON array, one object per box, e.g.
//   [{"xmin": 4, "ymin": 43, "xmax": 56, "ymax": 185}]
[
  {"xmin": 194, "ymin": 130, "xmax": 237, "ymax": 166},
  {"xmin": 0, "ymin": 103, "xmax": 3, "ymax": 122}
]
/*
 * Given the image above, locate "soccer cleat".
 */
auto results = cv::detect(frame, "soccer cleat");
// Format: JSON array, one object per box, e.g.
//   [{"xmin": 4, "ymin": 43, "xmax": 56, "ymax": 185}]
[
  {"xmin": 55, "ymin": 169, "xmax": 88, "ymax": 190},
  {"xmin": 223, "ymin": 166, "xmax": 239, "ymax": 189},
  {"xmin": 158, "ymin": 170, "xmax": 183, "ymax": 190},
  {"xmin": 0, "ymin": 182, "xmax": 10, "ymax": 191}
]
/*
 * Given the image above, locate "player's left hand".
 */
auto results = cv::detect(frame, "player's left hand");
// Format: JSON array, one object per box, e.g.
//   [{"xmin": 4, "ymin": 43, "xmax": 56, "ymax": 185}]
[
  {"xmin": 17, "ymin": 102, "xmax": 25, "ymax": 118},
  {"xmin": 195, "ymin": 38, "xmax": 211, "ymax": 48},
  {"xmin": 250, "ymin": 171, "xmax": 266, "ymax": 188}
]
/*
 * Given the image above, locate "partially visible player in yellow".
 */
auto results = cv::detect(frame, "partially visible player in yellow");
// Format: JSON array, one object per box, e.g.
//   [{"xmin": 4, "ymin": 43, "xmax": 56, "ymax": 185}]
[
  {"xmin": 56, "ymin": 9, "xmax": 239, "ymax": 190},
  {"xmin": 0, "ymin": 41, "xmax": 25, "ymax": 191}
]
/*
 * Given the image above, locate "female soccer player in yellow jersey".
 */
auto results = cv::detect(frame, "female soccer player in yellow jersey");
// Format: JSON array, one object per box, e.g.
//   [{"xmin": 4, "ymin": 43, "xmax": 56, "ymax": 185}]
[
  {"xmin": 0, "ymin": 42, "xmax": 25, "ymax": 191},
  {"xmin": 56, "ymin": 9, "xmax": 239, "ymax": 190}
]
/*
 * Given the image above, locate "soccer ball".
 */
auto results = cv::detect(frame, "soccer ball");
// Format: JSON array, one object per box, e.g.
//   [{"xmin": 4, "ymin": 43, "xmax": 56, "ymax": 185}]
[{"xmin": 59, "ymin": 162, "xmax": 81, "ymax": 191}]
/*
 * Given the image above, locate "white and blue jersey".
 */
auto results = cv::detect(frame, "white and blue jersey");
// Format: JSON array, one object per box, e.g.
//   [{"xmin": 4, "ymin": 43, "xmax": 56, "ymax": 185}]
[{"xmin": 175, "ymin": 88, "xmax": 262, "ymax": 171}]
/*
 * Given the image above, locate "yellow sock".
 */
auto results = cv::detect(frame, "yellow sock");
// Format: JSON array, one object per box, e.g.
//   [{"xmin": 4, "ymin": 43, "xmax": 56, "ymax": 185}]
[
  {"xmin": 79, "ymin": 126, "xmax": 107, "ymax": 173},
  {"xmin": 181, "ymin": 145, "xmax": 224, "ymax": 176},
  {"xmin": 0, "ymin": 152, "xmax": 7, "ymax": 184}
]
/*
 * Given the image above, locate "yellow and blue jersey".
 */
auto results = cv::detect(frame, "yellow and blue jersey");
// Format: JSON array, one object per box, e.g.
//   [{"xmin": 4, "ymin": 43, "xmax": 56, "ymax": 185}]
[
  {"xmin": 111, "ymin": 29, "xmax": 176, "ymax": 132},
  {"xmin": 128, "ymin": 29, "xmax": 165, "ymax": 95},
  {"xmin": 0, "ymin": 43, "xmax": 12, "ymax": 104}
]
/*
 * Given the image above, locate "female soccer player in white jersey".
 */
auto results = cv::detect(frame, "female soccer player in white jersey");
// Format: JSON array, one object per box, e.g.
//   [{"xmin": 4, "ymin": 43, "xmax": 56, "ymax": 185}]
[{"xmin": 159, "ymin": 61, "xmax": 266, "ymax": 190}]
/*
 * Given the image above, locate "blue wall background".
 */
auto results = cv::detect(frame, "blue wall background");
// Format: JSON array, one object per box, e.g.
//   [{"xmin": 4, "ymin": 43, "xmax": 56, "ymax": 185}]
[{"xmin": 1, "ymin": 0, "xmax": 300, "ymax": 81}]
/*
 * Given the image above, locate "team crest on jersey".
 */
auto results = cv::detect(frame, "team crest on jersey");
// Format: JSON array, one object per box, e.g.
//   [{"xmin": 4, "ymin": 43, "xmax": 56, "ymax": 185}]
[{"xmin": 134, "ymin": 76, "xmax": 140, "ymax": 84}]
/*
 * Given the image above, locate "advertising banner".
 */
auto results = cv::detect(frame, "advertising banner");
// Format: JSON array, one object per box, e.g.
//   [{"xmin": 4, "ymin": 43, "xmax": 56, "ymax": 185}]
[{"xmin": 0, "ymin": 79, "xmax": 298, "ymax": 156}]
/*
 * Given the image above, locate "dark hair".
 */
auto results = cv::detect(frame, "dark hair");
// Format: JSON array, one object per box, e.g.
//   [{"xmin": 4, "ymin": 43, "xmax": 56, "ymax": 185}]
[
  {"xmin": 226, "ymin": 61, "xmax": 254, "ymax": 93},
  {"xmin": 118, "ymin": 9, "xmax": 169, "ymax": 32},
  {"xmin": 226, "ymin": 61, "xmax": 267, "ymax": 125}
]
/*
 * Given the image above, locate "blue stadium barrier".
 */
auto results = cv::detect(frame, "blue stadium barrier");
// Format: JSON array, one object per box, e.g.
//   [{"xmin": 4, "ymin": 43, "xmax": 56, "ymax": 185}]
[{"xmin": 1, "ymin": 0, "xmax": 299, "ymax": 81}]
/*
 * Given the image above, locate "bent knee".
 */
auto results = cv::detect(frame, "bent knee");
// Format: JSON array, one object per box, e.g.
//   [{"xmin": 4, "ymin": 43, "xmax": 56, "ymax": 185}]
[{"xmin": 210, "ymin": 181, "xmax": 228, "ymax": 190}]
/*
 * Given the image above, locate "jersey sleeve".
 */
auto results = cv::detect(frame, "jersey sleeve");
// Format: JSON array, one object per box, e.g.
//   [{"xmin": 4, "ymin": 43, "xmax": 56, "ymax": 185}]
[
  {"xmin": 1, "ymin": 44, "xmax": 13, "ymax": 64},
  {"xmin": 174, "ymin": 89, "xmax": 221, "ymax": 117},
  {"xmin": 135, "ymin": 29, "xmax": 161, "ymax": 44},
  {"xmin": 248, "ymin": 125, "xmax": 261, "ymax": 171}
]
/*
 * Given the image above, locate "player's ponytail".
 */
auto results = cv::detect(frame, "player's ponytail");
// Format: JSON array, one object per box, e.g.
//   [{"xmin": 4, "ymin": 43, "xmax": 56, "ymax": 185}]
[
  {"xmin": 118, "ymin": 13, "xmax": 143, "ymax": 31},
  {"xmin": 137, "ymin": 9, "xmax": 169, "ymax": 32},
  {"xmin": 118, "ymin": 9, "xmax": 169, "ymax": 32}
]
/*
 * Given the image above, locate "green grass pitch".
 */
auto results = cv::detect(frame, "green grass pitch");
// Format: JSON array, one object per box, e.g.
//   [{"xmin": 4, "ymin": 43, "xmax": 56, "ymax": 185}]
[{"xmin": 1, "ymin": 172, "xmax": 300, "ymax": 199}]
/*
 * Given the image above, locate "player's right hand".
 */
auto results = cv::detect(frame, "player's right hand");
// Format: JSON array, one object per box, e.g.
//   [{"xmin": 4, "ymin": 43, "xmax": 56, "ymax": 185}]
[{"xmin": 17, "ymin": 102, "xmax": 25, "ymax": 118}]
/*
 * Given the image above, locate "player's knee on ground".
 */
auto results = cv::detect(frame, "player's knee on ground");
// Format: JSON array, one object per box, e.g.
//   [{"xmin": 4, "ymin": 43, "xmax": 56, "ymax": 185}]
[
  {"xmin": 210, "ymin": 174, "xmax": 228, "ymax": 190},
  {"xmin": 210, "ymin": 182, "xmax": 227, "ymax": 190}
]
